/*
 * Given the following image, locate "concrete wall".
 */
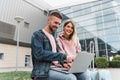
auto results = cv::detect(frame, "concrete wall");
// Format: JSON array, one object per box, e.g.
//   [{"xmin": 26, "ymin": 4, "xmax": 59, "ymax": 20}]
[
  {"xmin": 0, "ymin": 0, "xmax": 47, "ymax": 43},
  {"xmin": 0, "ymin": 43, "xmax": 31, "ymax": 68},
  {"xmin": 0, "ymin": 0, "xmax": 48, "ymax": 68}
]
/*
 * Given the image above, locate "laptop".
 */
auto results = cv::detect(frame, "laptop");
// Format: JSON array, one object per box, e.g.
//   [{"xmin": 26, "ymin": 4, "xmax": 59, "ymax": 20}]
[{"xmin": 51, "ymin": 51, "xmax": 94, "ymax": 74}]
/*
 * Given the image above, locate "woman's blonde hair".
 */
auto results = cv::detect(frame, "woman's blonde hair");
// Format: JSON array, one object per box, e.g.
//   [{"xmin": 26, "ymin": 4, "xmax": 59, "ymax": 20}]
[{"xmin": 63, "ymin": 20, "xmax": 77, "ymax": 43}]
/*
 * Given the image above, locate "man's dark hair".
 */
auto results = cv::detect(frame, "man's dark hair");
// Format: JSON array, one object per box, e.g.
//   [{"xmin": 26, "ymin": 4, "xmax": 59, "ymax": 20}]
[{"xmin": 49, "ymin": 11, "xmax": 63, "ymax": 19}]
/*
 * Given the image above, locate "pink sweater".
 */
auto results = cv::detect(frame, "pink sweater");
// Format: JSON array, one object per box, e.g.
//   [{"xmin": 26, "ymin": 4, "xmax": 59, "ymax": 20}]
[{"xmin": 56, "ymin": 32, "xmax": 81, "ymax": 57}]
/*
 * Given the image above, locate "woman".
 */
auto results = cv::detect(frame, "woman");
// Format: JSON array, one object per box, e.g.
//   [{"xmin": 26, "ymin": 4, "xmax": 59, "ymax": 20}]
[{"xmin": 57, "ymin": 20, "xmax": 91, "ymax": 80}]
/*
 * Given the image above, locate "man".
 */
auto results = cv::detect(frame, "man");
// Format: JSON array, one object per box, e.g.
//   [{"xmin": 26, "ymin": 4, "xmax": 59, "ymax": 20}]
[{"xmin": 31, "ymin": 11, "xmax": 75, "ymax": 80}]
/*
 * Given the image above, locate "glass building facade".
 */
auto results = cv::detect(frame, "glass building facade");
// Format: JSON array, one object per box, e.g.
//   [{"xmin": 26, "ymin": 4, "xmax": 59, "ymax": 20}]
[{"xmin": 57, "ymin": 0, "xmax": 120, "ymax": 58}]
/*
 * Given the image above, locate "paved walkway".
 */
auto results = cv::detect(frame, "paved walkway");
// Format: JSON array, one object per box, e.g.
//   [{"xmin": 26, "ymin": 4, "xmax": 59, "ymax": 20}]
[{"xmin": 0, "ymin": 67, "xmax": 120, "ymax": 80}]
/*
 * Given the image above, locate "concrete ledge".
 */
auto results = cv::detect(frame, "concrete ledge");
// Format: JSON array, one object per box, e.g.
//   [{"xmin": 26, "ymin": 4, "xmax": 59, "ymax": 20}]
[
  {"xmin": 0, "ymin": 67, "xmax": 120, "ymax": 80},
  {"xmin": 91, "ymin": 68, "xmax": 120, "ymax": 80},
  {"xmin": 106, "ymin": 68, "xmax": 120, "ymax": 80}
]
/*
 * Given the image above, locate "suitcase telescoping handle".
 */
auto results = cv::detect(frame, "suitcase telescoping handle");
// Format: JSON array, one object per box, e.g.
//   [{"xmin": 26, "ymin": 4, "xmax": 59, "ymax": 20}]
[{"xmin": 90, "ymin": 41, "xmax": 95, "ymax": 70}]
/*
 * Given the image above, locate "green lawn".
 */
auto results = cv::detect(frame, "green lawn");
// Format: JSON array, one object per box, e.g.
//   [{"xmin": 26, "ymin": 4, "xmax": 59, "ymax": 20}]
[{"xmin": 0, "ymin": 71, "xmax": 31, "ymax": 80}]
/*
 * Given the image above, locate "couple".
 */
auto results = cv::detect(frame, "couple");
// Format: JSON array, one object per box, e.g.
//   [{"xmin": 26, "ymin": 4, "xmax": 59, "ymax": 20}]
[{"xmin": 31, "ymin": 11, "xmax": 91, "ymax": 80}]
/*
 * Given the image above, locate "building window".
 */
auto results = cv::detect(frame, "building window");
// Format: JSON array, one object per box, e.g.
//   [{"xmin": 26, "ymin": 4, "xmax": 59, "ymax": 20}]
[
  {"xmin": 0, "ymin": 53, "xmax": 4, "ymax": 60},
  {"xmin": 25, "ymin": 55, "xmax": 30, "ymax": 67},
  {"xmin": 24, "ymin": 22, "xmax": 30, "ymax": 28}
]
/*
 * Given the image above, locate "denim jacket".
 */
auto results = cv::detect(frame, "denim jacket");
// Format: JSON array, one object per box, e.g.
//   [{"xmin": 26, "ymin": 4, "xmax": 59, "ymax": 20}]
[{"xmin": 31, "ymin": 30, "xmax": 67, "ymax": 79}]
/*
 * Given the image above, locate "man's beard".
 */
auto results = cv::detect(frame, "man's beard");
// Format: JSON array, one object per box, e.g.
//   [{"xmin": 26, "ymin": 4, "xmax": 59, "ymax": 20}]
[{"xmin": 49, "ymin": 26, "xmax": 55, "ymax": 33}]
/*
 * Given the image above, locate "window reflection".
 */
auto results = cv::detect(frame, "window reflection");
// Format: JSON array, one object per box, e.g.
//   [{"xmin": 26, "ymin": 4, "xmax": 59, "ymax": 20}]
[{"xmin": 58, "ymin": 0, "xmax": 120, "ymax": 56}]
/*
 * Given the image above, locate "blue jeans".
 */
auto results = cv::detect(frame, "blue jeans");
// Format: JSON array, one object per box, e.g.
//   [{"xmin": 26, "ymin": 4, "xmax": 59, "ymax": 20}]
[{"xmin": 49, "ymin": 69, "xmax": 91, "ymax": 80}]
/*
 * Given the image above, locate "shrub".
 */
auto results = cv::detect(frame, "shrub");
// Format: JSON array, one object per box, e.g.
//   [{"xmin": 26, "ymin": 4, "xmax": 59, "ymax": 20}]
[
  {"xmin": 109, "ymin": 60, "xmax": 120, "ymax": 68},
  {"xmin": 95, "ymin": 57, "xmax": 108, "ymax": 68},
  {"xmin": 112, "ymin": 56, "xmax": 120, "ymax": 61},
  {"xmin": 109, "ymin": 56, "xmax": 120, "ymax": 68}
]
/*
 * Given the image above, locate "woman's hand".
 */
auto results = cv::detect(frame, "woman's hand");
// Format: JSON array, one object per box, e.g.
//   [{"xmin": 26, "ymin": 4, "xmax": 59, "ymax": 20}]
[
  {"xmin": 63, "ymin": 62, "xmax": 72, "ymax": 69},
  {"xmin": 73, "ymin": 55, "xmax": 77, "ymax": 60}
]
